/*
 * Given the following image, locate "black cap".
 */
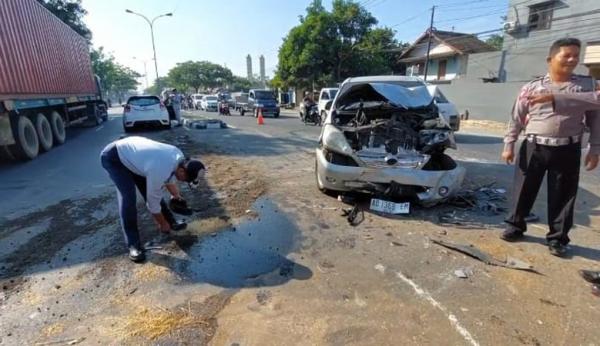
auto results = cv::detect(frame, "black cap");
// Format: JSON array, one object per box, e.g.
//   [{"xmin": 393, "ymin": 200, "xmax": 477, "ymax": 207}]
[{"xmin": 183, "ymin": 159, "xmax": 205, "ymax": 182}]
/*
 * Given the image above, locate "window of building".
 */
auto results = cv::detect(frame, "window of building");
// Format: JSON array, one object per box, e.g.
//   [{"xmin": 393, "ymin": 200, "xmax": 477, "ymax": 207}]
[
  {"xmin": 418, "ymin": 63, "xmax": 425, "ymax": 75},
  {"xmin": 528, "ymin": 1, "xmax": 555, "ymax": 31}
]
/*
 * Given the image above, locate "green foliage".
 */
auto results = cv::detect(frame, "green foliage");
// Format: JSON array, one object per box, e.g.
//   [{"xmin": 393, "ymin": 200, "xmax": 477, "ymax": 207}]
[
  {"xmin": 230, "ymin": 76, "xmax": 254, "ymax": 92},
  {"xmin": 37, "ymin": 0, "xmax": 92, "ymax": 42},
  {"xmin": 167, "ymin": 61, "xmax": 234, "ymax": 93},
  {"xmin": 275, "ymin": 0, "xmax": 407, "ymax": 89},
  {"xmin": 90, "ymin": 47, "xmax": 140, "ymax": 97},
  {"xmin": 144, "ymin": 77, "xmax": 168, "ymax": 96},
  {"xmin": 485, "ymin": 34, "xmax": 504, "ymax": 50}
]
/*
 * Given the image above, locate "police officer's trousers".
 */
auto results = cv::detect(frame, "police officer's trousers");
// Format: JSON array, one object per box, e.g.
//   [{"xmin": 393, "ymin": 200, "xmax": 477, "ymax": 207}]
[{"xmin": 505, "ymin": 139, "xmax": 581, "ymax": 245}]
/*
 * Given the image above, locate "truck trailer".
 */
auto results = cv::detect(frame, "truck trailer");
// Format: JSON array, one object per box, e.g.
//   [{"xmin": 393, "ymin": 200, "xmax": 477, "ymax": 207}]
[{"xmin": 0, "ymin": 0, "xmax": 107, "ymax": 161}]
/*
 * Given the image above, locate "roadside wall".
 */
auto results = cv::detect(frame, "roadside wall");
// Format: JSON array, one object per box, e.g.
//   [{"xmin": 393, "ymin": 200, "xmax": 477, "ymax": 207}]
[{"xmin": 438, "ymin": 79, "xmax": 524, "ymax": 123}]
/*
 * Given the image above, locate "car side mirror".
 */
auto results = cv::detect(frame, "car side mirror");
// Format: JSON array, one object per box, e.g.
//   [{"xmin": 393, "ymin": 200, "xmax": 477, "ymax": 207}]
[{"xmin": 325, "ymin": 101, "xmax": 333, "ymax": 111}]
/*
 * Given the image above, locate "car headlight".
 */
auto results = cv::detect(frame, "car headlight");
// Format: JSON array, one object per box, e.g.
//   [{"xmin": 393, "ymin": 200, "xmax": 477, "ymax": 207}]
[
  {"xmin": 256, "ymin": 103, "xmax": 264, "ymax": 108},
  {"xmin": 322, "ymin": 125, "xmax": 353, "ymax": 155}
]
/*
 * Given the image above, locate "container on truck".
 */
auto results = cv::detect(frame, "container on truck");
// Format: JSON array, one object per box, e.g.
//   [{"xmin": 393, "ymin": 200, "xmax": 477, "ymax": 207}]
[{"xmin": 0, "ymin": 0, "xmax": 107, "ymax": 161}]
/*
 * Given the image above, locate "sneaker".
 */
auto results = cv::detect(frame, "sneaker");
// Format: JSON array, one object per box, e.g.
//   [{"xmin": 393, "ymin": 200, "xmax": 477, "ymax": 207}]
[
  {"xmin": 128, "ymin": 246, "xmax": 146, "ymax": 263},
  {"xmin": 170, "ymin": 220, "xmax": 187, "ymax": 231},
  {"xmin": 500, "ymin": 229, "xmax": 524, "ymax": 242},
  {"xmin": 548, "ymin": 240, "xmax": 567, "ymax": 257}
]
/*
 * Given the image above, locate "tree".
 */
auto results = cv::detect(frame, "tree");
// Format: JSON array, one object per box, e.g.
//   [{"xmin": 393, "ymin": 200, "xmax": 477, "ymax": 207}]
[
  {"xmin": 37, "ymin": 0, "xmax": 92, "ymax": 42},
  {"xmin": 485, "ymin": 34, "xmax": 504, "ymax": 50},
  {"xmin": 167, "ymin": 61, "xmax": 234, "ymax": 92},
  {"xmin": 90, "ymin": 47, "xmax": 140, "ymax": 98},
  {"xmin": 230, "ymin": 76, "xmax": 254, "ymax": 92},
  {"xmin": 145, "ymin": 77, "xmax": 169, "ymax": 96},
  {"xmin": 275, "ymin": 0, "xmax": 406, "ymax": 89}
]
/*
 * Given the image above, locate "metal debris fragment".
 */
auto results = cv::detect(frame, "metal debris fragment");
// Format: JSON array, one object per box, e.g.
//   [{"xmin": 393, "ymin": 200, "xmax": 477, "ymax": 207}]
[
  {"xmin": 431, "ymin": 239, "xmax": 537, "ymax": 273},
  {"xmin": 342, "ymin": 204, "xmax": 364, "ymax": 226},
  {"xmin": 447, "ymin": 182, "xmax": 507, "ymax": 215}
]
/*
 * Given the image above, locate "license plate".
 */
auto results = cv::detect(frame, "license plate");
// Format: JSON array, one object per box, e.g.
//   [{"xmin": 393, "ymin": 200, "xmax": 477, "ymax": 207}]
[
  {"xmin": 206, "ymin": 122, "xmax": 221, "ymax": 129},
  {"xmin": 370, "ymin": 198, "xmax": 410, "ymax": 214}
]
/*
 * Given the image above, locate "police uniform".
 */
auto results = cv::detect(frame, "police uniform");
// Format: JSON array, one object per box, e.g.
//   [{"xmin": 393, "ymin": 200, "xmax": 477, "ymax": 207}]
[{"xmin": 504, "ymin": 74, "xmax": 600, "ymax": 245}]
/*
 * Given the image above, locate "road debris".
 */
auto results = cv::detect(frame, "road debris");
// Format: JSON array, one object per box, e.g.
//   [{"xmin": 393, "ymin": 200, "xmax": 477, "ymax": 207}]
[
  {"xmin": 374, "ymin": 264, "xmax": 386, "ymax": 274},
  {"xmin": 431, "ymin": 239, "xmax": 537, "ymax": 272},
  {"xmin": 184, "ymin": 118, "xmax": 227, "ymax": 130},
  {"xmin": 342, "ymin": 204, "xmax": 364, "ymax": 226},
  {"xmin": 454, "ymin": 269, "xmax": 472, "ymax": 279},
  {"xmin": 34, "ymin": 338, "xmax": 85, "ymax": 346},
  {"xmin": 448, "ymin": 182, "xmax": 507, "ymax": 215}
]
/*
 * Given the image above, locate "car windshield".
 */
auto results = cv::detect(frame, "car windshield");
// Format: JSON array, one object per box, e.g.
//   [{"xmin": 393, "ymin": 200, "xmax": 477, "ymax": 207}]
[
  {"xmin": 330, "ymin": 90, "xmax": 338, "ymax": 99},
  {"xmin": 254, "ymin": 91, "xmax": 274, "ymax": 99},
  {"xmin": 128, "ymin": 97, "xmax": 160, "ymax": 106},
  {"xmin": 206, "ymin": 96, "xmax": 217, "ymax": 101},
  {"xmin": 336, "ymin": 82, "xmax": 433, "ymax": 111}
]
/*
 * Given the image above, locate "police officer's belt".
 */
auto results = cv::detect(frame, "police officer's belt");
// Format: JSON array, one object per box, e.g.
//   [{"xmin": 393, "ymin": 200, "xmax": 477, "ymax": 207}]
[{"xmin": 526, "ymin": 134, "xmax": 581, "ymax": 146}]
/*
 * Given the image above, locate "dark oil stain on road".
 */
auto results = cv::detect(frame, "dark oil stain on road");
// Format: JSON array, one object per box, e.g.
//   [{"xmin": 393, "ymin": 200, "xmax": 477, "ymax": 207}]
[{"xmin": 178, "ymin": 198, "xmax": 312, "ymax": 288}]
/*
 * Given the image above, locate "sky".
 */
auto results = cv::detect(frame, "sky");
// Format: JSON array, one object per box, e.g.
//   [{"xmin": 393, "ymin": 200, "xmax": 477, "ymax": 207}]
[{"xmin": 81, "ymin": 0, "xmax": 509, "ymax": 88}]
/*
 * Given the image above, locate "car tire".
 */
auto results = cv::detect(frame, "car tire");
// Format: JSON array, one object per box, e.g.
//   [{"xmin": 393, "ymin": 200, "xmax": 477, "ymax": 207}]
[
  {"xmin": 274, "ymin": 112, "xmax": 280, "ymax": 118},
  {"xmin": 123, "ymin": 125, "xmax": 133, "ymax": 133},
  {"xmin": 34, "ymin": 113, "xmax": 53, "ymax": 152},
  {"xmin": 240, "ymin": 109, "xmax": 245, "ymax": 116},
  {"xmin": 10, "ymin": 115, "xmax": 39, "ymax": 160},
  {"xmin": 254, "ymin": 109, "xmax": 258, "ymax": 118},
  {"xmin": 49, "ymin": 111, "xmax": 66, "ymax": 145}
]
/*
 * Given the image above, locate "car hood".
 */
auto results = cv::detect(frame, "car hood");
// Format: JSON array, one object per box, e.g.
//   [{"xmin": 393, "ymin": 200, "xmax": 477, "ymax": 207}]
[{"xmin": 335, "ymin": 82, "xmax": 434, "ymax": 111}]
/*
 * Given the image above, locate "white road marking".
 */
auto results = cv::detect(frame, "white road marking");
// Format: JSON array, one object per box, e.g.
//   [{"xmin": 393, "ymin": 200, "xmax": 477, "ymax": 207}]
[
  {"xmin": 95, "ymin": 126, "xmax": 104, "ymax": 132},
  {"xmin": 396, "ymin": 271, "xmax": 480, "ymax": 346}
]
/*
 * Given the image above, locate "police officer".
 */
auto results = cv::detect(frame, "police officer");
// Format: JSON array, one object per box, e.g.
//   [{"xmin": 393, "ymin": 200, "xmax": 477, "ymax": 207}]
[
  {"xmin": 100, "ymin": 136, "xmax": 205, "ymax": 262},
  {"xmin": 501, "ymin": 38, "xmax": 600, "ymax": 256}
]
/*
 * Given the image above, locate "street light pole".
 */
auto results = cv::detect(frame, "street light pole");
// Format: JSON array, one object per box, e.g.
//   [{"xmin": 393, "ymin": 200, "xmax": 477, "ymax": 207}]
[{"xmin": 125, "ymin": 9, "xmax": 172, "ymax": 89}]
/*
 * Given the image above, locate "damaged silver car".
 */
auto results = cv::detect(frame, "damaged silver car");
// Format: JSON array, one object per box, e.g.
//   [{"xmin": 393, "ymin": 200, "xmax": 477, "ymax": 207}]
[{"xmin": 315, "ymin": 76, "xmax": 465, "ymax": 206}]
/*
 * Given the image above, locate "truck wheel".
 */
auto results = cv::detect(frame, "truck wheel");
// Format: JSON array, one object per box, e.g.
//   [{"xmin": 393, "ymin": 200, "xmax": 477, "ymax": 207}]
[
  {"xmin": 35, "ymin": 113, "xmax": 53, "ymax": 152},
  {"xmin": 49, "ymin": 111, "xmax": 66, "ymax": 145},
  {"xmin": 11, "ymin": 115, "xmax": 39, "ymax": 160},
  {"xmin": 240, "ymin": 109, "xmax": 245, "ymax": 116}
]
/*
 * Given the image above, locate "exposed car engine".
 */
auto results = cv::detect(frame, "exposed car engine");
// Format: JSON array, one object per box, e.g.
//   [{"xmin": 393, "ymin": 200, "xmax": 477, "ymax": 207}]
[{"xmin": 334, "ymin": 101, "xmax": 456, "ymax": 170}]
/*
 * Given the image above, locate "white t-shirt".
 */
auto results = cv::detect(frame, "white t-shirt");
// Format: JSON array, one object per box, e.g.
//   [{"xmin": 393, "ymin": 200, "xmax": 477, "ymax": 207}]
[{"xmin": 115, "ymin": 136, "xmax": 184, "ymax": 214}]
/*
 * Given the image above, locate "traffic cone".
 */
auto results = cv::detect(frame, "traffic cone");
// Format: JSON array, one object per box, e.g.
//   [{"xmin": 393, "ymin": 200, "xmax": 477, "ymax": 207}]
[{"xmin": 257, "ymin": 108, "xmax": 265, "ymax": 125}]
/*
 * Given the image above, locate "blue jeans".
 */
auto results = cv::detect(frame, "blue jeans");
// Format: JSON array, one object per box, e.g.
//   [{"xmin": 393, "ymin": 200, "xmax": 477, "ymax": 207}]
[{"xmin": 100, "ymin": 143, "xmax": 175, "ymax": 248}]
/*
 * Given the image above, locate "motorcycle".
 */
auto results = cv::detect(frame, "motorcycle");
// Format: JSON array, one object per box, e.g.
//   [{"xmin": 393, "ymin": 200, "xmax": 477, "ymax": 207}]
[
  {"xmin": 219, "ymin": 101, "xmax": 231, "ymax": 116},
  {"xmin": 303, "ymin": 104, "xmax": 321, "ymax": 126}
]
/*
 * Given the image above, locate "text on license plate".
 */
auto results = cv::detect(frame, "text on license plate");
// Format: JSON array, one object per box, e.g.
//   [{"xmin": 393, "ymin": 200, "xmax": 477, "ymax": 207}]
[{"xmin": 369, "ymin": 198, "xmax": 410, "ymax": 214}]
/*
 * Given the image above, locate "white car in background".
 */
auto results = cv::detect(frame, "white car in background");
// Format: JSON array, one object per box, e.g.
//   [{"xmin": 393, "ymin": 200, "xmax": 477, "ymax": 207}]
[
  {"xmin": 427, "ymin": 85, "xmax": 460, "ymax": 132},
  {"xmin": 318, "ymin": 88, "xmax": 338, "ymax": 119},
  {"xmin": 201, "ymin": 95, "xmax": 219, "ymax": 111},
  {"xmin": 191, "ymin": 94, "xmax": 204, "ymax": 110},
  {"xmin": 122, "ymin": 95, "xmax": 170, "ymax": 132}
]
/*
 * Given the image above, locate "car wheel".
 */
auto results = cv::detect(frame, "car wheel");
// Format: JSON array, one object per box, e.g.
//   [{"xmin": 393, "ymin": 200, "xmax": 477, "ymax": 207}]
[
  {"xmin": 254, "ymin": 109, "xmax": 259, "ymax": 118},
  {"xmin": 274, "ymin": 112, "xmax": 280, "ymax": 118}
]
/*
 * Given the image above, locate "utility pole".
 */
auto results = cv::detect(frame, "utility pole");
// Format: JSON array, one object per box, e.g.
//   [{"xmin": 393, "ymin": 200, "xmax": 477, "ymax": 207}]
[{"xmin": 423, "ymin": 5, "xmax": 435, "ymax": 81}]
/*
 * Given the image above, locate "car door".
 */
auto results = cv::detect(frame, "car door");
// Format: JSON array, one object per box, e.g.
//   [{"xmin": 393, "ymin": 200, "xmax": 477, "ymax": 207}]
[{"xmin": 248, "ymin": 91, "xmax": 256, "ymax": 110}]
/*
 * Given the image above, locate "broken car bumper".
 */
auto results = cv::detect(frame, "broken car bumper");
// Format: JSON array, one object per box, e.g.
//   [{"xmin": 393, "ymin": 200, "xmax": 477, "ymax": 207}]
[{"xmin": 316, "ymin": 147, "xmax": 466, "ymax": 204}]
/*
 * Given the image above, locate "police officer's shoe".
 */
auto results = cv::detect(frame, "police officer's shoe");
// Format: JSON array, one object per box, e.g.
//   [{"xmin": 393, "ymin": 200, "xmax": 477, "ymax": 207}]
[
  {"xmin": 500, "ymin": 229, "xmax": 524, "ymax": 242},
  {"xmin": 592, "ymin": 285, "xmax": 600, "ymax": 297},
  {"xmin": 580, "ymin": 270, "xmax": 600, "ymax": 284},
  {"xmin": 548, "ymin": 240, "xmax": 567, "ymax": 257},
  {"xmin": 128, "ymin": 246, "xmax": 146, "ymax": 263},
  {"xmin": 170, "ymin": 220, "xmax": 187, "ymax": 231}
]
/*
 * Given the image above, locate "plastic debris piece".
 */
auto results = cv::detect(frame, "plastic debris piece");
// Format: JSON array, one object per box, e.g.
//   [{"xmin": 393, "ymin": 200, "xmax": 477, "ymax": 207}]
[{"xmin": 431, "ymin": 238, "xmax": 537, "ymax": 273}]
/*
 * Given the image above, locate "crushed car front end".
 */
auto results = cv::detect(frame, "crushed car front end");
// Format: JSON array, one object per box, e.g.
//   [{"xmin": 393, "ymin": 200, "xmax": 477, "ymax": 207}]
[{"xmin": 316, "ymin": 78, "xmax": 465, "ymax": 206}]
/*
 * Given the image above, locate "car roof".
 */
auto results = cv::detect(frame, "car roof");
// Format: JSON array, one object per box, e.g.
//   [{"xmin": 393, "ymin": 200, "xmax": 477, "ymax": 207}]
[
  {"xmin": 320, "ymin": 87, "xmax": 338, "ymax": 91},
  {"xmin": 342, "ymin": 75, "xmax": 424, "ymax": 84},
  {"xmin": 128, "ymin": 95, "xmax": 159, "ymax": 99}
]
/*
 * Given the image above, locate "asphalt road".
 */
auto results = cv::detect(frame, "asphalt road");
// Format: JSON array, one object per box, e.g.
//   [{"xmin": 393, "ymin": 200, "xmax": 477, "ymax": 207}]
[{"xmin": 2, "ymin": 107, "xmax": 600, "ymax": 345}]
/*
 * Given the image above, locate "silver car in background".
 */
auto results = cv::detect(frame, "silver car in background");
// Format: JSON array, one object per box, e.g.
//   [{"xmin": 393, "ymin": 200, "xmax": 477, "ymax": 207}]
[{"xmin": 315, "ymin": 76, "xmax": 465, "ymax": 206}]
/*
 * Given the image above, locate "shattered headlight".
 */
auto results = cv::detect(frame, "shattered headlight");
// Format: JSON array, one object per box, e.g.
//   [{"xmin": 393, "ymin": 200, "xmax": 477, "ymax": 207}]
[
  {"xmin": 322, "ymin": 124, "xmax": 353, "ymax": 155},
  {"xmin": 420, "ymin": 130, "xmax": 457, "ymax": 150}
]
